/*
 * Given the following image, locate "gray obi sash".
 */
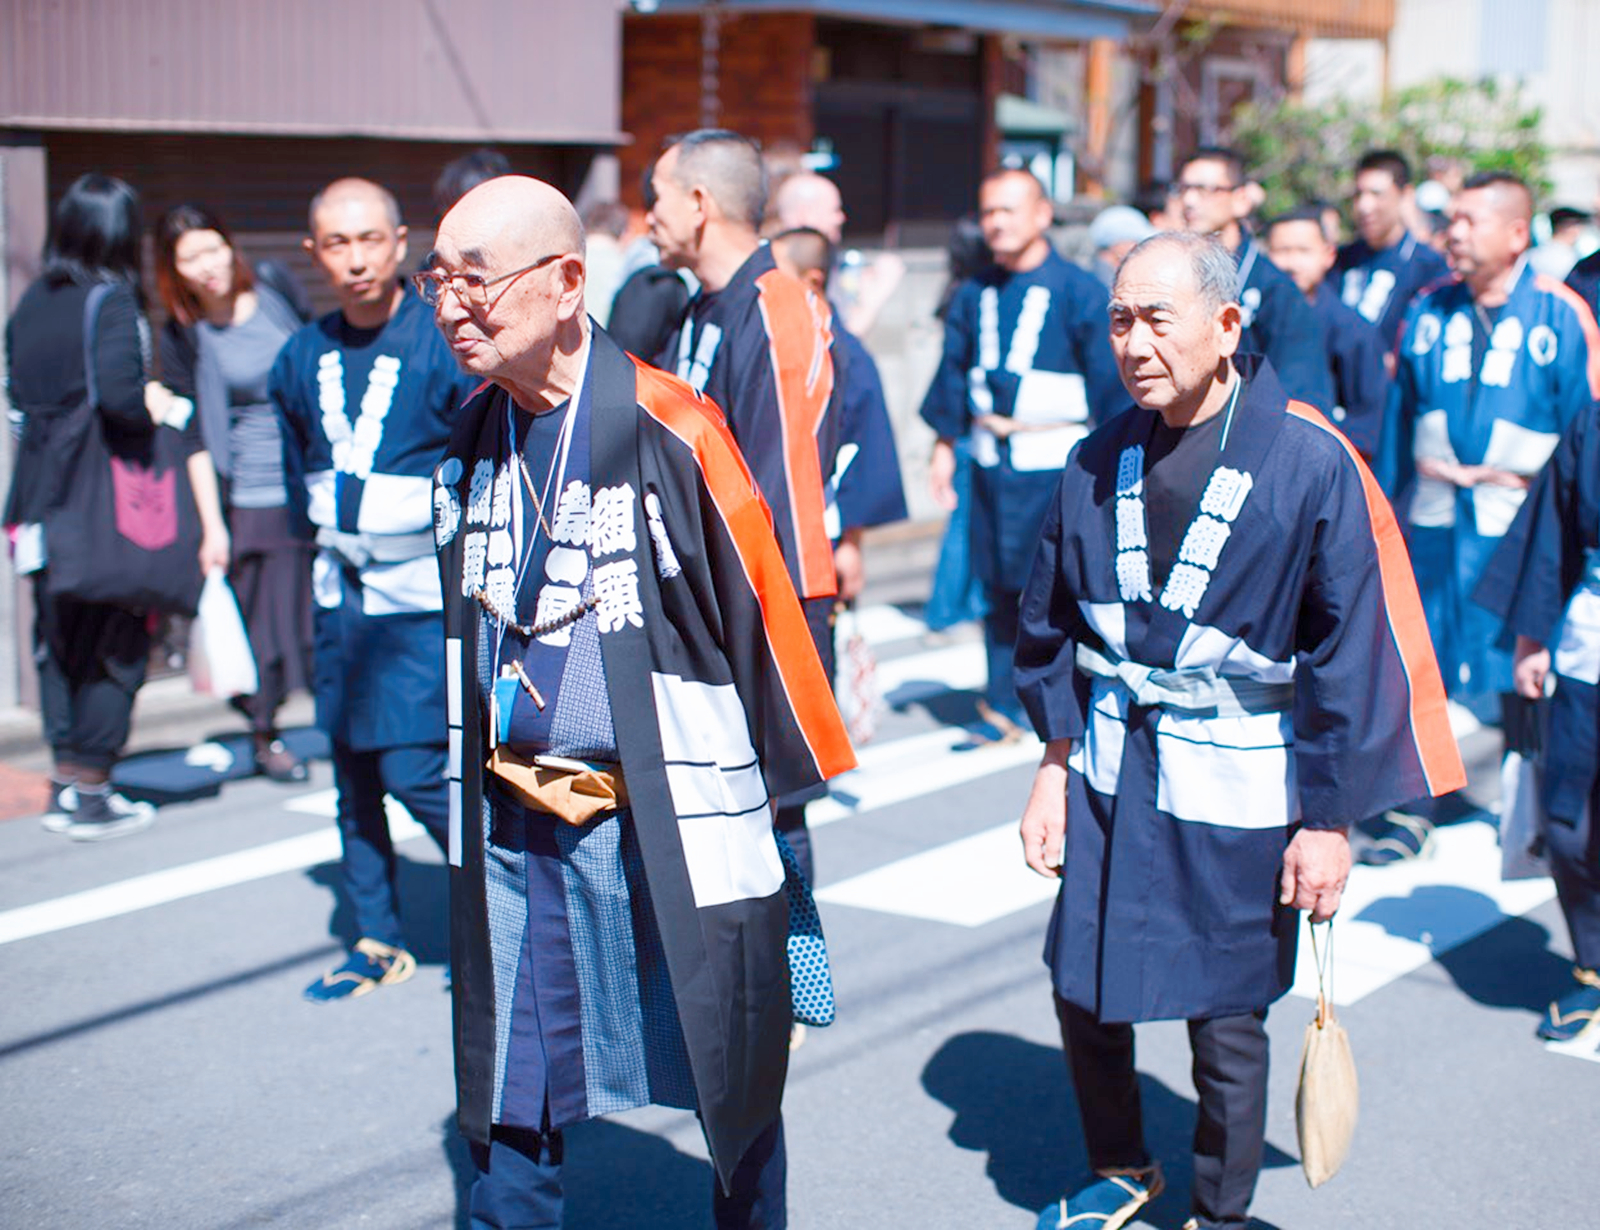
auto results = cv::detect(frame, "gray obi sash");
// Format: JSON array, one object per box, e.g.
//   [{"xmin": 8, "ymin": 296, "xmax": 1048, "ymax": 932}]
[{"xmin": 1075, "ymin": 643, "xmax": 1294, "ymax": 718}]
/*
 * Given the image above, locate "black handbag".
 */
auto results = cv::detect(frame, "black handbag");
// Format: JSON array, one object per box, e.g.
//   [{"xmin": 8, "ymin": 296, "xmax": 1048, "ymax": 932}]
[{"xmin": 37, "ymin": 284, "xmax": 203, "ymax": 615}]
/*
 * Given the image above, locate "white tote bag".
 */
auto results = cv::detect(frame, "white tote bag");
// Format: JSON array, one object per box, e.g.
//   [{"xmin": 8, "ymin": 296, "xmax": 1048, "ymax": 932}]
[{"xmin": 188, "ymin": 570, "xmax": 259, "ymax": 699}]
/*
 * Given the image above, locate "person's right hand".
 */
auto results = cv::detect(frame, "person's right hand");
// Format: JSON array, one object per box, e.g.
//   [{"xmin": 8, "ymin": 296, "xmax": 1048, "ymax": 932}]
[
  {"xmin": 1513, "ymin": 635, "xmax": 1550, "ymax": 700},
  {"xmin": 1020, "ymin": 740, "xmax": 1072, "ymax": 878},
  {"xmin": 928, "ymin": 438, "xmax": 958, "ymax": 511}
]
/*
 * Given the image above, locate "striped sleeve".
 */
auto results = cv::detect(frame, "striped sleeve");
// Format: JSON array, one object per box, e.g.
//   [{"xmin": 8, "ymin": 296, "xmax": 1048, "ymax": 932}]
[
  {"xmin": 633, "ymin": 359, "xmax": 857, "ymax": 786},
  {"xmin": 1287, "ymin": 402, "xmax": 1466, "ymax": 817}
]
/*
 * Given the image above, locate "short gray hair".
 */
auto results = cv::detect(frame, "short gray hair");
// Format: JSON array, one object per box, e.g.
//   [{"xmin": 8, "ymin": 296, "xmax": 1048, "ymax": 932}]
[
  {"xmin": 667, "ymin": 129, "xmax": 767, "ymax": 232},
  {"xmin": 1113, "ymin": 232, "xmax": 1239, "ymax": 313}
]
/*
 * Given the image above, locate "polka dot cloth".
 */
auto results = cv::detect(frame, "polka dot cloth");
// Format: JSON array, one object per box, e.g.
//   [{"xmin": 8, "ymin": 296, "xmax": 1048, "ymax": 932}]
[{"xmin": 774, "ymin": 829, "xmax": 835, "ymax": 1027}]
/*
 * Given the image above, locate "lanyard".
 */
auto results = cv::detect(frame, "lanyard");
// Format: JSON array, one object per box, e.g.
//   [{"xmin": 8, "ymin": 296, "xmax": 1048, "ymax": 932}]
[{"xmin": 496, "ymin": 340, "xmax": 591, "ymax": 666}]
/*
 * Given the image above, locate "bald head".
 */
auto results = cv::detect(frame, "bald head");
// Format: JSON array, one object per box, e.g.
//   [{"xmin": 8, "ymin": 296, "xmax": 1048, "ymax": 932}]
[
  {"xmin": 437, "ymin": 174, "xmax": 585, "ymax": 273},
  {"xmin": 426, "ymin": 175, "xmax": 589, "ymax": 406},
  {"xmin": 773, "ymin": 173, "xmax": 845, "ymax": 244},
  {"xmin": 309, "ymin": 177, "xmax": 400, "ymax": 234}
]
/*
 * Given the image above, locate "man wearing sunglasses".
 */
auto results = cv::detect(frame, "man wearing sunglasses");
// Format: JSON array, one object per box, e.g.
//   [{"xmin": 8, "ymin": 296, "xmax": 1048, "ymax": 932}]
[
  {"xmin": 423, "ymin": 174, "xmax": 853, "ymax": 1228},
  {"xmin": 270, "ymin": 177, "xmax": 480, "ymax": 1002}
]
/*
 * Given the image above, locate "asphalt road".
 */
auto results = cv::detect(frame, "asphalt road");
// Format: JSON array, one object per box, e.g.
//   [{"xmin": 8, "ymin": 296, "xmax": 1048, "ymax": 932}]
[{"xmin": 2, "ymin": 603, "xmax": 1594, "ymax": 1229}]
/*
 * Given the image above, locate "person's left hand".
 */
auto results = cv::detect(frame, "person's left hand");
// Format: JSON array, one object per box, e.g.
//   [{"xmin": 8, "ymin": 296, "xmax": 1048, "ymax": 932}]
[
  {"xmin": 1279, "ymin": 826, "xmax": 1351, "ymax": 923},
  {"xmin": 199, "ymin": 525, "xmax": 231, "ymax": 575}
]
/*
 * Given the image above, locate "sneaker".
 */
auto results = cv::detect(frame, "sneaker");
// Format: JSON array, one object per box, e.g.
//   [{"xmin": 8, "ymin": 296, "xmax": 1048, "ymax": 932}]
[
  {"xmin": 1037, "ymin": 1165, "xmax": 1164, "ymax": 1230},
  {"xmin": 1355, "ymin": 810, "xmax": 1435, "ymax": 866},
  {"xmin": 41, "ymin": 780, "xmax": 76, "ymax": 833},
  {"xmin": 304, "ymin": 937, "xmax": 417, "ymax": 1003},
  {"xmin": 1537, "ymin": 966, "xmax": 1600, "ymax": 1042},
  {"xmin": 65, "ymin": 788, "xmax": 156, "ymax": 842}
]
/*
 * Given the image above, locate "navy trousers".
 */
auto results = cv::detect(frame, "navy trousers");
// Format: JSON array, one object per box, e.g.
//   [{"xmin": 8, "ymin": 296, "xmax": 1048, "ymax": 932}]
[
  {"xmin": 1056, "ymin": 996, "xmax": 1269, "ymax": 1230},
  {"xmin": 469, "ymin": 1115, "xmax": 787, "ymax": 1229},
  {"xmin": 1547, "ymin": 799, "xmax": 1600, "ymax": 972},
  {"xmin": 330, "ymin": 740, "xmax": 449, "ymax": 948}
]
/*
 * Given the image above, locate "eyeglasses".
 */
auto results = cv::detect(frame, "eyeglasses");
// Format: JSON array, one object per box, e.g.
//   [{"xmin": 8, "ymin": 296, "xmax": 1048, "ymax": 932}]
[
  {"xmin": 412, "ymin": 253, "xmax": 563, "ymax": 310},
  {"xmin": 1172, "ymin": 182, "xmax": 1236, "ymax": 198}
]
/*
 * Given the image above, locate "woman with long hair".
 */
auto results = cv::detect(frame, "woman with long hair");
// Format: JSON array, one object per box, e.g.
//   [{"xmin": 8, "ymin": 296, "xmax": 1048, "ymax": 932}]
[
  {"xmin": 4, "ymin": 174, "xmax": 228, "ymax": 839},
  {"xmin": 155, "ymin": 204, "xmax": 312, "ymax": 782}
]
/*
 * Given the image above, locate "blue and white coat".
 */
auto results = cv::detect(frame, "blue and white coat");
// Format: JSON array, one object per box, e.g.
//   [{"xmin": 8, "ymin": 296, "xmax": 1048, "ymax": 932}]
[
  {"xmin": 921, "ymin": 247, "xmax": 1124, "ymax": 593},
  {"xmin": 1016, "ymin": 359, "xmax": 1463, "ymax": 1022},
  {"xmin": 271, "ymin": 289, "xmax": 479, "ymax": 749},
  {"xmin": 1384, "ymin": 259, "xmax": 1600, "ymax": 707}
]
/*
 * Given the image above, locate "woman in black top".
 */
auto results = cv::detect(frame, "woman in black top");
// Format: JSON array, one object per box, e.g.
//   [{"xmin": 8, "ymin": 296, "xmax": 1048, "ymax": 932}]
[{"xmin": 4, "ymin": 174, "xmax": 227, "ymax": 840}]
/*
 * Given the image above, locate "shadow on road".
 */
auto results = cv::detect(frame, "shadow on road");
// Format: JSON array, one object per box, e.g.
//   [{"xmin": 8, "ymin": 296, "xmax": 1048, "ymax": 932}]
[
  {"xmin": 441, "ymin": 1113, "xmax": 713, "ymax": 1228},
  {"xmin": 1357, "ymin": 882, "xmax": 1569, "ymax": 1016},
  {"xmin": 922, "ymin": 1030, "xmax": 1292, "ymax": 1229},
  {"xmin": 110, "ymin": 725, "xmax": 329, "ymax": 805}
]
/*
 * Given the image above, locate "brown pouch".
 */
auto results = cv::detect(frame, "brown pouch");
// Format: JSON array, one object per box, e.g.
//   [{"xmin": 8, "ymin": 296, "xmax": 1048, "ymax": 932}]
[{"xmin": 487, "ymin": 746, "xmax": 628, "ymax": 826}]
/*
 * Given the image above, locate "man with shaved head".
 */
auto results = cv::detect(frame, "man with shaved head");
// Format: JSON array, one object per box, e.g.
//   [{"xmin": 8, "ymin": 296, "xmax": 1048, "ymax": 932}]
[
  {"xmin": 1014, "ymin": 231, "xmax": 1461, "ymax": 1230},
  {"xmin": 271, "ymin": 177, "xmax": 480, "ymax": 1000},
  {"xmin": 649, "ymin": 127, "xmax": 843, "ymax": 884},
  {"xmin": 920, "ymin": 167, "xmax": 1123, "ymax": 742},
  {"xmin": 422, "ymin": 175, "xmax": 853, "ymax": 1227},
  {"xmin": 1379, "ymin": 170, "xmax": 1600, "ymax": 862}
]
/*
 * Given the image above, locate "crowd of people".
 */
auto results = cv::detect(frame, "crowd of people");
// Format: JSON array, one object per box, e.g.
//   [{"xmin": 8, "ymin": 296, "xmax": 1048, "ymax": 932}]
[{"xmin": 6, "ymin": 130, "xmax": 1600, "ymax": 1230}]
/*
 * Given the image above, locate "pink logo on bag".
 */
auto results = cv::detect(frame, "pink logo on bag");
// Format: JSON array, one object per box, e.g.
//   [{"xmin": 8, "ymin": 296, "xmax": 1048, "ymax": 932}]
[{"xmin": 109, "ymin": 458, "xmax": 179, "ymax": 551}]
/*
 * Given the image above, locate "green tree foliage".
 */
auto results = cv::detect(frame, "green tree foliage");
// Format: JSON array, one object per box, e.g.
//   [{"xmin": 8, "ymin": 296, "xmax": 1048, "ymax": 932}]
[{"xmin": 1229, "ymin": 77, "xmax": 1549, "ymax": 219}]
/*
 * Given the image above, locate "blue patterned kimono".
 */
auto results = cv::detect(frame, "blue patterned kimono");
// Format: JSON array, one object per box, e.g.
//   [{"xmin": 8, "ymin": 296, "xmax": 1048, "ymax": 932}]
[
  {"xmin": 436, "ymin": 329, "xmax": 855, "ymax": 1188},
  {"xmin": 921, "ymin": 248, "xmax": 1124, "ymax": 592},
  {"xmin": 1384, "ymin": 259, "xmax": 1600, "ymax": 709},
  {"xmin": 1016, "ymin": 358, "xmax": 1462, "ymax": 1022}
]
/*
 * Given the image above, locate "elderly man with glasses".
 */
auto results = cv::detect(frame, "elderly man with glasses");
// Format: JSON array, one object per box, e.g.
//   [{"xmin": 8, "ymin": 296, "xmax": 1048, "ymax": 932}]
[
  {"xmin": 422, "ymin": 174, "xmax": 854, "ymax": 1228},
  {"xmin": 272, "ymin": 177, "xmax": 481, "ymax": 1002}
]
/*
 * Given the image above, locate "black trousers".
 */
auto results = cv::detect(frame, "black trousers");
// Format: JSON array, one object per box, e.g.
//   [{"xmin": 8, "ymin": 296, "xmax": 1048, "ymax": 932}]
[
  {"xmin": 1547, "ymin": 800, "xmax": 1600, "ymax": 972},
  {"xmin": 33, "ymin": 577, "xmax": 150, "ymax": 772},
  {"xmin": 1055, "ymin": 996, "xmax": 1269, "ymax": 1230}
]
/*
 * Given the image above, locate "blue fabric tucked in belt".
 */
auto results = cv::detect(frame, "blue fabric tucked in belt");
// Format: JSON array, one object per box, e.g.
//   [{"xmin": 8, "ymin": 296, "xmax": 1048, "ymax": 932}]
[{"xmin": 1075, "ymin": 643, "xmax": 1294, "ymax": 717}]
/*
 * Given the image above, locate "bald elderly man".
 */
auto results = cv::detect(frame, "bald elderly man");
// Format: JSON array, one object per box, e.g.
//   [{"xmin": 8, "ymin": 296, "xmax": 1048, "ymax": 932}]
[
  {"xmin": 272, "ymin": 178, "xmax": 480, "ymax": 1000},
  {"xmin": 421, "ymin": 175, "xmax": 854, "ymax": 1228}
]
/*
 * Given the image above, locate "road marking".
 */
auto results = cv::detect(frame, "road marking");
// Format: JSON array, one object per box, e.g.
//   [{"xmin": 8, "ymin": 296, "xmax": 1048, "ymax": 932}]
[
  {"xmin": 0, "ymin": 802, "xmax": 424, "ymax": 948},
  {"xmin": 1545, "ymin": 1033, "xmax": 1600, "ymax": 1064},
  {"xmin": 815, "ymin": 821, "xmax": 1058, "ymax": 927},
  {"xmin": 0, "ymin": 717, "xmax": 1041, "ymax": 945},
  {"xmin": 811, "ymin": 726, "xmax": 1041, "ymax": 828},
  {"xmin": 849, "ymin": 604, "xmax": 940, "ymax": 647}
]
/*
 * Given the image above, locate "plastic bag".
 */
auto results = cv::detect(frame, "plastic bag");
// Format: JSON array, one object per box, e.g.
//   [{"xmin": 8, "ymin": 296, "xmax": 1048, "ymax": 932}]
[
  {"xmin": 833, "ymin": 605, "xmax": 880, "ymax": 746},
  {"xmin": 1296, "ymin": 920, "xmax": 1358, "ymax": 1188},
  {"xmin": 188, "ymin": 570, "xmax": 258, "ymax": 698},
  {"xmin": 1499, "ymin": 750, "xmax": 1551, "ymax": 881}
]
